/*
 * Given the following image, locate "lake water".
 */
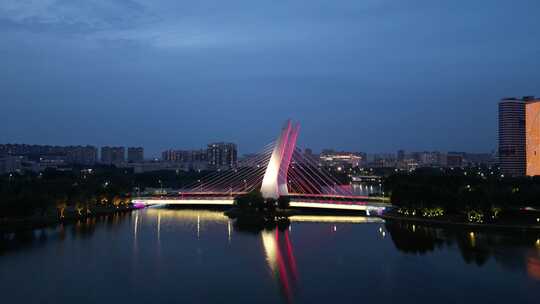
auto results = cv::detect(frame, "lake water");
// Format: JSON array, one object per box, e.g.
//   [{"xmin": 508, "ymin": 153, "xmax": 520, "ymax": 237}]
[{"xmin": 1, "ymin": 207, "xmax": 539, "ymax": 303}]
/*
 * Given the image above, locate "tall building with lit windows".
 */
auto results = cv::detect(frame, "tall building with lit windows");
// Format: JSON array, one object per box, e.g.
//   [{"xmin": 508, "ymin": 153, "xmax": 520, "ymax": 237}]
[
  {"xmin": 207, "ymin": 142, "xmax": 237, "ymax": 169},
  {"xmin": 499, "ymin": 98, "xmax": 526, "ymax": 176},
  {"xmin": 526, "ymin": 99, "xmax": 540, "ymax": 176},
  {"xmin": 498, "ymin": 96, "xmax": 540, "ymax": 177}
]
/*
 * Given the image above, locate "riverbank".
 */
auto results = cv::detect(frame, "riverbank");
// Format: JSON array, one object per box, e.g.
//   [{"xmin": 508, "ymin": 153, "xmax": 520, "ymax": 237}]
[
  {"xmin": 0, "ymin": 204, "xmax": 140, "ymax": 233},
  {"xmin": 381, "ymin": 211, "xmax": 540, "ymax": 231}
]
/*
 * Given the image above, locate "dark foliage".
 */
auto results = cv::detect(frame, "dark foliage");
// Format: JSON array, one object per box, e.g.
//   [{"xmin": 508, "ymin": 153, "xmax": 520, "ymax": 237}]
[{"xmin": 384, "ymin": 168, "xmax": 540, "ymax": 214}]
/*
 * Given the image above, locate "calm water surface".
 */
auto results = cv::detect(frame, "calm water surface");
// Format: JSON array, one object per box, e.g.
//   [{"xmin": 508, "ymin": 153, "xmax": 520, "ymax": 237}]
[{"xmin": 1, "ymin": 208, "xmax": 539, "ymax": 303}]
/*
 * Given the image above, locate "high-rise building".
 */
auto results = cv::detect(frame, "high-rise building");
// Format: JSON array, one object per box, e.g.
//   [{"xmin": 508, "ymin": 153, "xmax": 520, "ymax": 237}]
[
  {"xmin": 446, "ymin": 152, "xmax": 465, "ymax": 168},
  {"xmin": 162, "ymin": 150, "xmax": 180, "ymax": 162},
  {"xmin": 65, "ymin": 146, "xmax": 97, "ymax": 165},
  {"xmin": 127, "ymin": 147, "xmax": 144, "ymax": 163},
  {"xmin": 526, "ymin": 99, "xmax": 540, "ymax": 176},
  {"xmin": 101, "ymin": 146, "xmax": 125, "ymax": 165},
  {"xmin": 162, "ymin": 149, "xmax": 207, "ymax": 163},
  {"xmin": 207, "ymin": 142, "xmax": 237, "ymax": 169},
  {"xmin": 499, "ymin": 97, "xmax": 527, "ymax": 176},
  {"xmin": 397, "ymin": 150, "xmax": 406, "ymax": 162}
]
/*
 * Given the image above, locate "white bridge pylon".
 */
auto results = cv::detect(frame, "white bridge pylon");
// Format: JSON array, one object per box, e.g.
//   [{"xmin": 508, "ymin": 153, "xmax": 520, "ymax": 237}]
[{"xmin": 260, "ymin": 120, "xmax": 300, "ymax": 199}]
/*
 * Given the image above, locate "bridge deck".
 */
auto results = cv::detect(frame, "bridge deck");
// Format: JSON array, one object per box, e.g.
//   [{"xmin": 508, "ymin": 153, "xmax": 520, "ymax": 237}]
[
  {"xmin": 140, "ymin": 192, "xmax": 387, "ymax": 201},
  {"xmin": 132, "ymin": 194, "xmax": 390, "ymax": 212}
]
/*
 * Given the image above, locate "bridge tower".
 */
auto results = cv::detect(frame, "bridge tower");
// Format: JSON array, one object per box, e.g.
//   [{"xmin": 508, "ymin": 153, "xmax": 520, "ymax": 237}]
[{"xmin": 260, "ymin": 120, "xmax": 300, "ymax": 199}]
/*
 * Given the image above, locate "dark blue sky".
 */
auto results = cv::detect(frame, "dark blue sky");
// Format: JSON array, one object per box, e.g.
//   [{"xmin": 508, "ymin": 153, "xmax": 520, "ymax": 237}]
[{"xmin": 1, "ymin": 0, "xmax": 539, "ymax": 156}]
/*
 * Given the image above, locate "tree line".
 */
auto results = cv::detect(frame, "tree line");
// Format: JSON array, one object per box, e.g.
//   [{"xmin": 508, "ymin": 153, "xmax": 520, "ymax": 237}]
[
  {"xmin": 0, "ymin": 167, "xmax": 208, "ymax": 219},
  {"xmin": 384, "ymin": 167, "xmax": 540, "ymax": 222}
]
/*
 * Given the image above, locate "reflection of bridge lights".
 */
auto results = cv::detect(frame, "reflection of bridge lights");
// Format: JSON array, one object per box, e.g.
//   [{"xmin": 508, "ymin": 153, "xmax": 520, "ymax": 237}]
[
  {"xmin": 528, "ymin": 254, "xmax": 540, "ymax": 280},
  {"xmin": 378, "ymin": 226, "xmax": 386, "ymax": 238},
  {"xmin": 227, "ymin": 220, "xmax": 232, "ymax": 243},
  {"xmin": 133, "ymin": 212, "xmax": 140, "ymax": 253},
  {"xmin": 261, "ymin": 231, "xmax": 277, "ymax": 273},
  {"xmin": 145, "ymin": 209, "xmax": 228, "ymax": 222},
  {"xmin": 157, "ymin": 213, "xmax": 161, "ymax": 243},
  {"xmin": 289, "ymin": 215, "xmax": 383, "ymax": 224},
  {"xmin": 134, "ymin": 212, "xmax": 139, "ymax": 240},
  {"xmin": 261, "ymin": 229, "xmax": 298, "ymax": 303},
  {"xmin": 197, "ymin": 215, "xmax": 200, "ymax": 239},
  {"xmin": 333, "ymin": 225, "xmax": 337, "ymax": 232}
]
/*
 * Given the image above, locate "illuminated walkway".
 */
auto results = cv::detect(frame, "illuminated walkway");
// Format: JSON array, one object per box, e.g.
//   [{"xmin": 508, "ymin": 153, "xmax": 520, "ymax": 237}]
[{"xmin": 132, "ymin": 197, "xmax": 389, "ymax": 213}]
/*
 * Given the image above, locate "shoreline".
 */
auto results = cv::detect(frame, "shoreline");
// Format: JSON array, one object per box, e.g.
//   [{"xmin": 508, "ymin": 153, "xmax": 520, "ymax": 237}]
[
  {"xmin": 4, "ymin": 205, "xmax": 540, "ymax": 233},
  {"xmin": 381, "ymin": 213, "xmax": 540, "ymax": 231},
  {"xmin": 0, "ymin": 205, "xmax": 139, "ymax": 233}
]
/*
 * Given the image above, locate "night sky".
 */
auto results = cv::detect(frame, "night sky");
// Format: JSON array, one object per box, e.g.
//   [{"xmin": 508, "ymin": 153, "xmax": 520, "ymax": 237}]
[{"xmin": 1, "ymin": 0, "xmax": 539, "ymax": 156}]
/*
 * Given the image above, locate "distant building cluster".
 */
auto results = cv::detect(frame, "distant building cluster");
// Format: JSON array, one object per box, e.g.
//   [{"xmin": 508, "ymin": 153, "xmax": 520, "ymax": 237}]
[
  {"xmin": 391, "ymin": 151, "xmax": 494, "ymax": 170},
  {"xmin": 498, "ymin": 96, "xmax": 540, "ymax": 177},
  {"xmin": 0, "ymin": 141, "xmax": 241, "ymax": 175},
  {"xmin": 9, "ymin": 98, "xmax": 538, "ymax": 178},
  {"xmin": 301, "ymin": 148, "xmax": 494, "ymax": 172},
  {"xmin": 0, "ymin": 144, "xmax": 143, "ymax": 174},
  {"xmin": 159, "ymin": 142, "xmax": 238, "ymax": 172}
]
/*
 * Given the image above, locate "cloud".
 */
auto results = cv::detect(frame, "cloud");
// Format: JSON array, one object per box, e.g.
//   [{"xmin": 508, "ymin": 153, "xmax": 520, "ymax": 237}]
[
  {"xmin": 0, "ymin": 0, "xmax": 394, "ymax": 48},
  {"xmin": 0, "ymin": 0, "xmax": 149, "ymax": 33}
]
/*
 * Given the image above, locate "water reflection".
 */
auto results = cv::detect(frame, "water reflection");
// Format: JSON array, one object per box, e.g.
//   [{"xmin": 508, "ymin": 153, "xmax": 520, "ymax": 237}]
[
  {"xmin": 351, "ymin": 183, "xmax": 382, "ymax": 196},
  {"xmin": 0, "ymin": 212, "xmax": 131, "ymax": 256},
  {"xmin": 384, "ymin": 220, "xmax": 540, "ymax": 280},
  {"xmin": 289, "ymin": 215, "xmax": 383, "ymax": 224},
  {"xmin": 261, "ymin": 228, "xmax": 299, "ymax": 303},
  {"xmin": 1, "ymin": 208, "xmax": 540, "ymax": 303},
  {"xmin": 143, "ymin": 208, "xmax": 230, "ymax": 238}
]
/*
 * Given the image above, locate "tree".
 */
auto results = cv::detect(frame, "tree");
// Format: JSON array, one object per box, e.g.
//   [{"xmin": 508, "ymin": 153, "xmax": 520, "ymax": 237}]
[
  {"xmin": 277, "ymin": 196, "xmax": 290, "ymax": 209},
  {"xmin": 234, "ymin": 190, "xmax": 265, "ymax": 210}
]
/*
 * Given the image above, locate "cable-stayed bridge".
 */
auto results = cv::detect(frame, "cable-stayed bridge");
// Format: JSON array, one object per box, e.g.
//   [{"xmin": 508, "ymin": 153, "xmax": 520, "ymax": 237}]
[{"xmin": 133, "ymin": 120, "xmax": 390, "ymax": 213}]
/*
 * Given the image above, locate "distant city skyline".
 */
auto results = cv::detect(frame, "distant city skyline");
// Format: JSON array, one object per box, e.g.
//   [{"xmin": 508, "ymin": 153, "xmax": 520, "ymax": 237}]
[
  {"xmin": 1, "ymin": 1, "xmax": 539, "ymax": 156},
  {"xmin": 0, "ymin": 140, "xmax": 498, "ymax": 159}
]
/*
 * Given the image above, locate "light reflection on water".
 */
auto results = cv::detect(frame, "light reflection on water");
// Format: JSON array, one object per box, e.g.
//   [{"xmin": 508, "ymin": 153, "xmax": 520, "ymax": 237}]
[
  {"xmin": 351, "ymin": 183, "xmax": 382, "ymax": 196},
  {"xmin": 0, "ymin": 208, "xmax": 539, "ymax": 304}
]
